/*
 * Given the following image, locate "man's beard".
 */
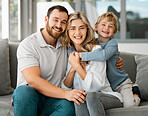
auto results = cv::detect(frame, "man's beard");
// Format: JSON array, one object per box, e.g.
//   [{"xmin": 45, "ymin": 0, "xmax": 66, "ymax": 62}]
[{"xmin": 46, "ymin": 21, "xmax": 63, "ymax": 40}]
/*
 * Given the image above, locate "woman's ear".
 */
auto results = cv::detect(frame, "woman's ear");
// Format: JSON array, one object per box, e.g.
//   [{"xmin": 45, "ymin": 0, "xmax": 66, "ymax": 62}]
[{"xmin": 94, "ymin": 24, "xmax": 98, "ymax": 34}]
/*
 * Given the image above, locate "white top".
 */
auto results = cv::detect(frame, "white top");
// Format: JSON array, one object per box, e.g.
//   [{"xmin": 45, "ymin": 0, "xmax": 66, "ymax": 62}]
[
  {"xmin": 17, "ymin": 30, "xmax": 67, "ymax": 87},
  {"xmin": 61, "ymin": 45, "xmax": 122, "ymax": 102}
]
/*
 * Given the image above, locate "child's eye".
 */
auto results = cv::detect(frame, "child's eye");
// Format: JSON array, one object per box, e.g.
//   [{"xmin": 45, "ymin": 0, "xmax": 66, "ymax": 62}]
[
  {"xmin": 109, "ymin": 25, "xmax": 113, "ymax": 28},
  {"xmin": 102, "ymin": 24, "xmax": 105, "ymax": 26}
]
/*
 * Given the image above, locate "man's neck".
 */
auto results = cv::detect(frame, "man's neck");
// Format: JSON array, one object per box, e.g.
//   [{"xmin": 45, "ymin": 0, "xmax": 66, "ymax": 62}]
[{"xmin": 41, "ymin": 28, "xmax": 57, "ymax": 47}]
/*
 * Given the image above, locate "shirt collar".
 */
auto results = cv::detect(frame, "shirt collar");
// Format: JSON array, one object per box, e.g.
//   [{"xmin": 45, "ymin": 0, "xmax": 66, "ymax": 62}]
[{"xmin": 37, "ymin": 28, "xmax": 62, "ymax": 48}]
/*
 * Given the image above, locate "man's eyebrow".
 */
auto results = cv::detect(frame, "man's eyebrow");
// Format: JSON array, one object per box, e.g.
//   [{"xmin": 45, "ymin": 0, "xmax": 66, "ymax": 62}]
[{"xmin": 53, "ymin": 17, "xmax": 67, "ymax": 22}]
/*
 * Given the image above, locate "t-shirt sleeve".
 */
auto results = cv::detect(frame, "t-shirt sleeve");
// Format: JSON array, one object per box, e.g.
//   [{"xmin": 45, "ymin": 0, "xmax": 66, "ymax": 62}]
[
  {"xmin": 81, "ymin": 40, "xmax": 118, "ymax": 61},
  {"xmin": 17, "ymin": 41, "xmax": 39, "ymax": 72}
]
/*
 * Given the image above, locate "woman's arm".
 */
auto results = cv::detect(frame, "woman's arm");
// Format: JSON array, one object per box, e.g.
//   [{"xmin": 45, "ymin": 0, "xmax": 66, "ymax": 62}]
[
  {"xmin": 68, "ymin": 52, "xmax": 87, "ymax": 80},
  {"xmin": 63, "ymin": 67, "xmax": 75, "ymax": 88}
]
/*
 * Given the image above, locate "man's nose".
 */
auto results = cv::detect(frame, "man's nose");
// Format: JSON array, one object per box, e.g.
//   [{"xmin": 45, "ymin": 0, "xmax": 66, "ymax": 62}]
[{"xmin": 56, "ymin": 22, "xmax": 62, "ymax": 28}]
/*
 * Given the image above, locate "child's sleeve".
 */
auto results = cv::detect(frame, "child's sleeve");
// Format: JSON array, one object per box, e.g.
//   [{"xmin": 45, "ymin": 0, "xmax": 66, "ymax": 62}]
[{"xmin": 81, "ymin": 40, "xmax": 118, "ymax": 61}]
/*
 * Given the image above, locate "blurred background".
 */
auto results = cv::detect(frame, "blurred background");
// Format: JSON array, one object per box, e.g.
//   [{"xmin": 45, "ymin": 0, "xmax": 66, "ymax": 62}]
[{"xmin": 0, "ymin": 0, "xmax": 148, "ymax": 54}]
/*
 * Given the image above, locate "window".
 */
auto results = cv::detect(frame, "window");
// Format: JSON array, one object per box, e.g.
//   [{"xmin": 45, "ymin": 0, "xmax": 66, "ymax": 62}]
[
  {"xmin": 81, "ymin": 0, "xmax": 148, "ymax": 42},
  {"xmin": 126, "ymin": 0, "xmax": 148, "ymax": 39},
  {"xmin": 0, "ymin": 0, "xmax": 1, "ymax": 39},
  {"xmin": 10, "ymin": 0, "xmax": 18, "ymax": 41}
]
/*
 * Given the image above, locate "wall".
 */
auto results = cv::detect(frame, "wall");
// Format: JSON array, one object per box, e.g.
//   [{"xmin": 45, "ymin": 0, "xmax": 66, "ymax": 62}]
[{"xmin": 118, "ymin": 43, "xmax": 148, "ymax": 55}]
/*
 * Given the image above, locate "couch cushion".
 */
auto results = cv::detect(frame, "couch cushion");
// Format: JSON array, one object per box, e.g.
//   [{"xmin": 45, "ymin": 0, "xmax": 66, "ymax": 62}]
[
  {"xmin": 0, "ymin": 39, "xmax": 13, "ymax": 95},
  {"xmin": 135, "ymin": 55, "xmax": 148, "ymax": 100},
  {"xmin": 120, "ymin": 52, "xmax": 137, "ymax": 83},
  {"xmin": 0, "ymin": 94, "xmax": 13, "ymax": 116}
]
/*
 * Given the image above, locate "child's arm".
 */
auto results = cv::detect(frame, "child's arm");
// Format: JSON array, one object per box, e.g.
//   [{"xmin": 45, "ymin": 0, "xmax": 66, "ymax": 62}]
[{"xmin": 81, "ymin": 40, "xmax": 118, "ymax": 61}]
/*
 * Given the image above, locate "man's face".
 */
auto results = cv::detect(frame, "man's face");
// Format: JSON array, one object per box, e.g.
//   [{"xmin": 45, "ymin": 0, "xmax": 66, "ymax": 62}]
[{"xmin": 46, "ymin": 9, "xmax": 68, "ymax": 39}]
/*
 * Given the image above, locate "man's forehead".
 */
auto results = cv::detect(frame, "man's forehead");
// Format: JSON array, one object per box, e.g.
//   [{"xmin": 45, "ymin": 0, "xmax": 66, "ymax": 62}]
[{"xmin": 50, "ymin": 9, "xmax": 68, "ymax": 20}]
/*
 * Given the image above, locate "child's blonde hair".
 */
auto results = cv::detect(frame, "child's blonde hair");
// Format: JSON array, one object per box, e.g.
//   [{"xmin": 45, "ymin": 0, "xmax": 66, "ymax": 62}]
[{"xmin": 95, "ymin": 12, "xmax": 118, "ymax": 33}]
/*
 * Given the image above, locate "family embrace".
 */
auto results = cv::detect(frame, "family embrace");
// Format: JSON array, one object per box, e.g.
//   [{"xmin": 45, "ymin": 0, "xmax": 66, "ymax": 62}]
[{"xmin": 12, "ymin": 5, "xmax": 141, "ymax": 116}]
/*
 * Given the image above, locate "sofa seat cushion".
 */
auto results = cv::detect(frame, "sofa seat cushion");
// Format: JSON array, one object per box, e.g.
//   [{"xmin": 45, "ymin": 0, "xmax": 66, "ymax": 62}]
[
  {"xmin": 106, "ymin": 103, "xmax": 148, "ymax": 116},
  {"xmin": 0, "ymin": 94, "xmax": 13, "ymax": 116},
  {"xmin": 0, "ymin": 39, "xmax": 14, "ymax": 95}
]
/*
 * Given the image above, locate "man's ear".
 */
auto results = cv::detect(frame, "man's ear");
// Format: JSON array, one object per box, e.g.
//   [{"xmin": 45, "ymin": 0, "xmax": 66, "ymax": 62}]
[
  {"xmin": 94, "ymin": 24, "xmax": 98, "ymax": 34},
  {"xmin": 45, "ymin": 16, "xmax": 48, "ymax": 22}
]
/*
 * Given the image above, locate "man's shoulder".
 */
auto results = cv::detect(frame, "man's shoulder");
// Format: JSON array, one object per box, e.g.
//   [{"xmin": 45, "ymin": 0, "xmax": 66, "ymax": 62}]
[{"xmin": 20, "ymin": 32, "xmax": 38, "ymax": 46}]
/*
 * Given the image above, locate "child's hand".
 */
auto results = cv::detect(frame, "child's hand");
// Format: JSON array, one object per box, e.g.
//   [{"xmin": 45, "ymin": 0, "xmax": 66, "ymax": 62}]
[{"xmin": 78, "ymin": 52, "xmax": 82, "ymax": 59}]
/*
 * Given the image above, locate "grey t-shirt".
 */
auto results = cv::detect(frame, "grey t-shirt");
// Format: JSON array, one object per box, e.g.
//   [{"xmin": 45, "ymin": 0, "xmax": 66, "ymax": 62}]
[{"xmin": 17, "ymin": 31, "xmax": 67, "ymax": 87}]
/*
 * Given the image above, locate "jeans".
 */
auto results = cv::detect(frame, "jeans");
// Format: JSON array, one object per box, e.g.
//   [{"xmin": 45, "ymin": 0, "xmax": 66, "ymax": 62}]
[
  {"xmin": 75, "ymin": 92, "xmax": 122, "ymax": 116},
  {"xmin": 12, "ymin": 85, "xmax": 75, "ymax": 116}
]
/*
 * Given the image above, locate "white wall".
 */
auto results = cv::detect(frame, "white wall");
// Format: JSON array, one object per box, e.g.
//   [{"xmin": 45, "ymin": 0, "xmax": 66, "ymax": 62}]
[
  {"xmin": 37, "ymin": 2, "xmax": 74, "ymax": 31},
  {"xmin": 118, "ymin": 43, "xmax": 148, "ymax": 55}
]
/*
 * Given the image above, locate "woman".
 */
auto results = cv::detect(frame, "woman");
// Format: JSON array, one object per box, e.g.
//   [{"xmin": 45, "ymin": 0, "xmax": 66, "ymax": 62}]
[{"xmin": 61, "ymin": 11, "xmax": 123, "ymax": 116}]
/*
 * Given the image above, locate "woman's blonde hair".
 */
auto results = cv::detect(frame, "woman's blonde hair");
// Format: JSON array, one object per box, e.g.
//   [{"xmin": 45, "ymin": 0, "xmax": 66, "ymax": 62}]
[
  {"xmin": 95, "ymin": 12, "xmax": 118, "ymax": 33},
  {"xmin": 62, "ymin": 11, "xmax": 97, "ymax": 52}
]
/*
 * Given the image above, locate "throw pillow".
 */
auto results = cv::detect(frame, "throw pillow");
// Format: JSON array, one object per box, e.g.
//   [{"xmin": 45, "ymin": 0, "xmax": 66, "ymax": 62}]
[
  {"xmin": 135, "ymin": 55, "xmax": 148, "ymax": 100},
  {"xmin": 0, "ymin": 39, "xmax": 13, "ymax": 95}
]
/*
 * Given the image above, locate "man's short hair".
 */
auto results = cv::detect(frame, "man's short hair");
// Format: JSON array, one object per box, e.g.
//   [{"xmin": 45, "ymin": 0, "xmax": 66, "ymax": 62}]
[{"xmin": 47, "ymin": 5, "xmax": 68, "ymax": 17}]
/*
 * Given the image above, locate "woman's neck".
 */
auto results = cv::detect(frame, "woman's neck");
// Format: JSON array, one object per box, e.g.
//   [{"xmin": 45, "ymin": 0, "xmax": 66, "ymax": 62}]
[{"xmin": 74, "ymin": 43, "xmax": 83, "ymax": 52}]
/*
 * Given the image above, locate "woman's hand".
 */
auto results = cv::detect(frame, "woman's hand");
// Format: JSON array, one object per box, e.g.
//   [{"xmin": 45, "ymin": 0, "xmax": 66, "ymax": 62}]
[{"xmin": 68, "ymin": 52, "xmax": 81, "ymax": 69}]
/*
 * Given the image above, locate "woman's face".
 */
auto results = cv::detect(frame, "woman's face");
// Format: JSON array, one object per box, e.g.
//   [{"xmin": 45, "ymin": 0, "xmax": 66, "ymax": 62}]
[{"xmin": 68, "ymin": 19, "xmax": 87, "ymax": 45}]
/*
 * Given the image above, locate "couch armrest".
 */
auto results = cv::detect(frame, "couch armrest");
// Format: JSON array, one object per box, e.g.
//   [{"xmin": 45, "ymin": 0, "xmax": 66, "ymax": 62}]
[{"xmin": 9, "ymin": 42, "xmax": 19, "ymax": 89}]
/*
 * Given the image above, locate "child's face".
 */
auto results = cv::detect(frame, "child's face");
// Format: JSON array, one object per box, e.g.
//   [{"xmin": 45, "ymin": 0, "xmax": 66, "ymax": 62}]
[
  {"xmin": 68, "ymin": 19, "xmax": 87, "ymax": 45},
  {"xmin": 95, "ymin": 17, "xmax": 116, "ymax": 39}
]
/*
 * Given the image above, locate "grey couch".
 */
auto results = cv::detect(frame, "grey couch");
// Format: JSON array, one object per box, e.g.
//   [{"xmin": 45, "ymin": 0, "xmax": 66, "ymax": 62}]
[{"xmin": 1, "ymin": 42, "xmax": 148, "ymax": 116}]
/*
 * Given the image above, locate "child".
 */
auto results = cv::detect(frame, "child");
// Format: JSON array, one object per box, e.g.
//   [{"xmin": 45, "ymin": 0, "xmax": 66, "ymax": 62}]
[{"xmin": 79, "ymin": 12, "xmax": 141, "ymax": 108}]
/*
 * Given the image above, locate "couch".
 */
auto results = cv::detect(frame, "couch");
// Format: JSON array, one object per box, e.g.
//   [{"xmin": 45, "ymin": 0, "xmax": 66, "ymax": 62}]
[{"xmin": 0, "ymin": 40, "xmax": 148, "ymax": 116}]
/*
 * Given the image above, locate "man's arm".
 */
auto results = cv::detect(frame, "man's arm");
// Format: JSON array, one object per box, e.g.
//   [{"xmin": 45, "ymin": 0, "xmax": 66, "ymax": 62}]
[{"xmin": 22, "ymin": 66, "xmax": 86, "ymax": 105}]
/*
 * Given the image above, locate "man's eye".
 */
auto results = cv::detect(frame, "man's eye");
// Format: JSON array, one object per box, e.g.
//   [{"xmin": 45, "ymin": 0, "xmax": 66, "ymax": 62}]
[
  {"xmin": 61, "ymin": 22, "xmax": 66, "ymax": 24},
  {"xmin": 54, "ymin": 20, "xmax": 58, "ymax": 22}
]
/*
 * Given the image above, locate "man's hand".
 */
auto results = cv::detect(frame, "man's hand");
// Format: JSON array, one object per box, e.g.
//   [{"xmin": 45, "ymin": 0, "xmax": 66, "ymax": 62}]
[
  {"xmin": 65, "ymin": 89, "xmax": 87, "ymax": 105},
  {"xmin": 116, "ymin": 57, "xmax": 123, "ymax": 70}
]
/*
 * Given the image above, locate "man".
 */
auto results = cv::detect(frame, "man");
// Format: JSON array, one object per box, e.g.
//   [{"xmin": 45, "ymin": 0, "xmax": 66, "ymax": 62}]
[{"xmin": 12, "ymin": 5, "xmax": 86, "ymax": 116}]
